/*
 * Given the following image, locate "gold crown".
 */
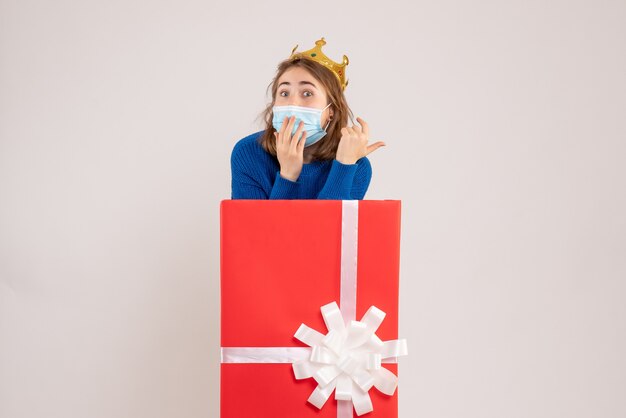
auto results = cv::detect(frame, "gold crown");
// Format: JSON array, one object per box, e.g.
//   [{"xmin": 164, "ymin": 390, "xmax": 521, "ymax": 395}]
[{"xmin": 289, "ymin": 37, "xmax": 349, "ymax": 90}]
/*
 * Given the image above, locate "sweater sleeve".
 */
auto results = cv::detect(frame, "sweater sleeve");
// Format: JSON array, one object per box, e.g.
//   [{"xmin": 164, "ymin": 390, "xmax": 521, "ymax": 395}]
[
  {"xmin": 230, "ymin": 140, "xmax": 269, "ymax": 199},
  {"xmin": 317, "ymin": 157, "xmax": 372, "ymax": 200},
  {"xmin": 269, "ymin": 171, "xmax": 301, "ymax": 199},
  {"xmin": 231, "ymin": 161, "xmax": 268, "ymax": 199}
]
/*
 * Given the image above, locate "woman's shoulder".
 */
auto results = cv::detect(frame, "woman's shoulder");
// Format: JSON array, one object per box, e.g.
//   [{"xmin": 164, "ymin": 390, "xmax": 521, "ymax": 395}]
[
  {"xmin": 231, "ymin": 130, "xmax": 274, "ymax": 171},
  {"xmin": 232, "ymin": 130, "xmax": 265, "ymax": 154}
]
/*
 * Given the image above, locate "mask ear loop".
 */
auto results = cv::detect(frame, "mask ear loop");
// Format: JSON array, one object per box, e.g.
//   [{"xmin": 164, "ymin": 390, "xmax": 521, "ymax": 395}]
[{"xmin": 323, "ymin": 102, "xmax": 332, "ymax": 131}]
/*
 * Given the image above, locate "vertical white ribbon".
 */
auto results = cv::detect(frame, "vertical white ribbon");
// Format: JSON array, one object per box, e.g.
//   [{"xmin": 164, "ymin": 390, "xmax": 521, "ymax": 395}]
[
  {"xmin": 338, "ymin": 200, "xmax": 359, "ymax": 418},
  {"xmin": 340, "ymin": 200, "xmax": 359, "ymax": 325}
]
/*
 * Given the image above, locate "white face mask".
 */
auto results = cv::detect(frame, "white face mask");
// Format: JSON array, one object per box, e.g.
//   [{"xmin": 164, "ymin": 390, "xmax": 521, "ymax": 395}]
[{"xmin": 272, "ymin": 103, "xmax": 332, "ymax": 147}]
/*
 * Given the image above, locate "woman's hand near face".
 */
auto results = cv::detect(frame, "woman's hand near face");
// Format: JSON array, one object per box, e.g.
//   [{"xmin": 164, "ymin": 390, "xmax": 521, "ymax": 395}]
[
  {"xmin": 274, "ymin": 115, "xmax": 306, "ymax": 181},
  {"xmin": 335, "ymin": 117, "xmax": 386, "ymax": 165}
]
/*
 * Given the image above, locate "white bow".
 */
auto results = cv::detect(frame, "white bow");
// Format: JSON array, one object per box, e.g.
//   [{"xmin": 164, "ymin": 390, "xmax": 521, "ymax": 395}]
[{"xmin": 292, "ymin": 301, "xmax": 408, "ymax": 416}]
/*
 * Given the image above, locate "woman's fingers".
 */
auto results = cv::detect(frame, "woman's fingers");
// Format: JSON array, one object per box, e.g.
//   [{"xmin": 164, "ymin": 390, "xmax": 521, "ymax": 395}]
[
  {"xmin": 356, "ymin": 117, "xmax": 369, "ymax": 136},
  {"xmin": 366, "ymin": 141, "xmax": 386, "ymax": 155},
  {"xmin": 275, "ymin": 131, "xmax": 284, "ymax": 148},
  {"xmin": 335, "ymin": 116, "xmax": 382, "ymax": 162},
  {"xmin": 276, "ymin": 116, "xmax": 290, "ymax": 147},
  {"xmin": 276, "ymin": 116, "xmax": 306, "ymax": 156},
  {"xmin": 291, "ymin": 121, "xmax": 304, "ymax": 150},
  {"xmin": 284, "ymin": 116, "xmax": 296, "ymax": 139},
  {"xmin": 285, "ymin": 116, "xmax": 298, "ymax": 142},
  {"xmin": 297, "ymin": 131, "xmax": 307, "ymax": 151},
  {"xmin": 279, "ymin": 116, "xmax": 289, "ymax": 136}
]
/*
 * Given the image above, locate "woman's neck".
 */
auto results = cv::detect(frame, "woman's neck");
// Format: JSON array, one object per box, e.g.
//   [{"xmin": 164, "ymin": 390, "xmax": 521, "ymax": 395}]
[{"xmin": 303, "ymin": 142, "xmax": 322, "ymax": 164}]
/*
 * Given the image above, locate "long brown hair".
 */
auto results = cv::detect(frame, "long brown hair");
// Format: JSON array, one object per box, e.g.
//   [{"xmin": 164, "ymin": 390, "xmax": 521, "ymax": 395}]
[{"xmin": 255, "ymin": 57, "xmax": 355, "ymax": 162}]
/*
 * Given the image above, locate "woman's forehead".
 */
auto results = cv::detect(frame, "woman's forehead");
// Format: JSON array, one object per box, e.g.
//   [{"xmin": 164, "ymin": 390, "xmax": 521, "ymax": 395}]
[{"xmin": 278, "ymin": 67, "xmax": 317, "ymax": 85}]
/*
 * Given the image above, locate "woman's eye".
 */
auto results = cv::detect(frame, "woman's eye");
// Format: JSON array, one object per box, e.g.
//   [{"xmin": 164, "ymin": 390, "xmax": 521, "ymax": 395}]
[{"xmin": 278, "ymin": 90, "xmax": 312, "ymax": 97}]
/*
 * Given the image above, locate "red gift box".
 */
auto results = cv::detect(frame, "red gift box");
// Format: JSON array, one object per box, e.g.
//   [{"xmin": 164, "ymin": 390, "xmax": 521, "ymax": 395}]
[{"xmin": 220, "ymin": 200, "xmax": 404, "ymax": 417}]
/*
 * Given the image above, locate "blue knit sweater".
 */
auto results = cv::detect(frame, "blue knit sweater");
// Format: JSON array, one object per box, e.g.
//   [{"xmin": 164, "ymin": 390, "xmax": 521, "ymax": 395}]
[{"xmin": 230, "ymin": 130, "xmax": 372, "ymax": 199}]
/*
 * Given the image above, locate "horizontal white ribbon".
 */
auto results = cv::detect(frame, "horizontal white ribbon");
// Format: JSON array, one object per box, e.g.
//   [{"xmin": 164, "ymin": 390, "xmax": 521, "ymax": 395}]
[
  {"xmin": 221, "ymin": 347, "xmax": 311, "ymax": 363},
  {"xmin": 221, "ymin": 347, "xmax": 401, "ymax": 364}
]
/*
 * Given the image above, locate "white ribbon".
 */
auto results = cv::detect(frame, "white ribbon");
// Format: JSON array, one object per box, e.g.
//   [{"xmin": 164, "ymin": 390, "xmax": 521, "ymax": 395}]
[
  {"xmin": 340, "ymin": 199, "xmax": 359, "ymax": 324},
  {"xmin": 220, "ymin": 200, "xmax": 408, "ymax": 417},
  {"xmin": 292, "ymin": 301, "xmax": 408, "ymax": 416}
]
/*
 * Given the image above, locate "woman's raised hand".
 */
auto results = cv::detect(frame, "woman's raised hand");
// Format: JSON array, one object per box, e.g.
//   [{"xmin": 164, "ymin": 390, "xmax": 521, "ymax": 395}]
[
  {"xmin": 335, "ymin": 117, "xmax": 386, "ymax": 165},
  {"xmin": 274, "ymin": 115, "xmax": 306, "ymax": 182}
]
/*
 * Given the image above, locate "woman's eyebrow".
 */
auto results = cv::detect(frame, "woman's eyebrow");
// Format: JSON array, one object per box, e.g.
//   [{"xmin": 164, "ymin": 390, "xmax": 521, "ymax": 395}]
[{"xmin": 278, "ymin": 81, "xmax": 318, "ymax": 89}]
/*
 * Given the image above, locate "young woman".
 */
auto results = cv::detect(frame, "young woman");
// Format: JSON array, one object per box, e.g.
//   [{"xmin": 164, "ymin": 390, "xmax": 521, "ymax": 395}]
[{"xmin": 230, "ymin": 38, "xmax": 385, "ymax": 200}]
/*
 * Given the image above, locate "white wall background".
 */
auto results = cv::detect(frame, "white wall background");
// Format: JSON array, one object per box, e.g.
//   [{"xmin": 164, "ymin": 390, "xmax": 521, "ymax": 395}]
[{"xmin": 1, "ymin": 0, "xmax": 625, "ymax": 417}]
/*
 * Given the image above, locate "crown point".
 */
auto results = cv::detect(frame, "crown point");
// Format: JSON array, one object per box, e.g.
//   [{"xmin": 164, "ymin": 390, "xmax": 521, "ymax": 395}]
[{"xmin": 286, "ymin": 38, "xmax": 349, "ymax": 91}]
